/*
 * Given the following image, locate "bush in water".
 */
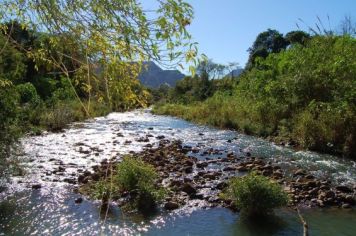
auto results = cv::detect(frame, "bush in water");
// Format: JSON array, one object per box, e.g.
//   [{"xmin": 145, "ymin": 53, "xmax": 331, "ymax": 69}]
[{"xmin": 225, "ymin": 172, "xmax": 288, "ymax": 217}]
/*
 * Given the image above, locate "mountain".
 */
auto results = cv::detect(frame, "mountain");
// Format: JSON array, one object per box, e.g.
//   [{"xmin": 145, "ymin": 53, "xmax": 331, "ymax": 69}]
[
  {"xmin": 229, "ymin": 68, "xmax": 243, "ymax": 77},
  {"xmin": 137, "ymin": 61, "xmax": 185, "ymax": 88}
]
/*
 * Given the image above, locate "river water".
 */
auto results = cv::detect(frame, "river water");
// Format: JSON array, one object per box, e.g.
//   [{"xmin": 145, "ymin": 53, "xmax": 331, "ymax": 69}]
[{"xmin": 0, "ymin": 109, "xmax": 355, "ymax": 235}]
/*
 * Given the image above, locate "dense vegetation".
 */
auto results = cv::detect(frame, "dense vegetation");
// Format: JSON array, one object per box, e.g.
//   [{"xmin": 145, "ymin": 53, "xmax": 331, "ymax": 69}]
[
  {"xmin": 154, "ymin": 30, "xmax": 356, "ymax": 159},
  {"xmin": 222, "ymin": 172, "xmax": 288, "ymax": 217},
  {"xmin": 0, "ymin": 23, "xmax": 148, "ymax": 155}
]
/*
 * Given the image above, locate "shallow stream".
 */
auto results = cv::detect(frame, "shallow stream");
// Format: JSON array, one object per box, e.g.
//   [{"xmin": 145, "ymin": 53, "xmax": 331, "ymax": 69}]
[{"xmin": 1, "ymin": 109, "xmax": 355, "ymax": 235}]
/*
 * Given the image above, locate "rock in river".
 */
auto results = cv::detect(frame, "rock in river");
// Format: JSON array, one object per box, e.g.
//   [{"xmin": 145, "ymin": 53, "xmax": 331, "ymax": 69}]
[
  {"xmin": 181, "ymin": 183, "xmax": 197, "ymax": 195},
  {"xmin": 164, "ymin": 201, "xmax": 179, "ymax": 210},
  {"xmin": 32, "ymin": 184, "xmax": 42, "ymax": 189},
  {"xmin": 336, "ymin": 185, "xmax": 353, "ymax": 193}
]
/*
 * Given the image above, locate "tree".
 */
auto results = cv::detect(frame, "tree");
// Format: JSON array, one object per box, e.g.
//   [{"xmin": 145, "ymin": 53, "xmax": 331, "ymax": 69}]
[
  {"xmin": 0, "ymin": 0, "xmax": 197, "ymax": 114},
  {"xmin": 246, "ymin": 29, "xmax": 288, "ymax": 69},
  {"xmin": 285, "ymin": 30, "xmax": 311, "ymax": 46},
  {"xmin": 0, "ymin": 34, "xmax": 27, "ymax": 84},
  {"xmin": 196, "ymin": 59, "xmax": 226, "ymax": 80}
]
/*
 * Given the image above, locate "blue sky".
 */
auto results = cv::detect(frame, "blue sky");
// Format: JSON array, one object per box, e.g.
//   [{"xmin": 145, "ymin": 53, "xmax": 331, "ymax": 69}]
[{"xmin": 184, "ymin": 0, "xmax": 356, "ymax": 68}]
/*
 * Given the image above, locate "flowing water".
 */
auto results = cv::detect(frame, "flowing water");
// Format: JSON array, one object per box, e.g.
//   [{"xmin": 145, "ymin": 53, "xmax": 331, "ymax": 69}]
[{"xmin": 1, "ymin": 109, "xmax": 355, "ymax": 235}]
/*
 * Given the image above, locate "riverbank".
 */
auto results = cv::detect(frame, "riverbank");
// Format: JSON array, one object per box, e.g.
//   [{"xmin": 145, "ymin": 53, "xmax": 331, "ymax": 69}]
[{"xmin": 152, "ymin": 102, "xmax": 353, "ymax": 159}]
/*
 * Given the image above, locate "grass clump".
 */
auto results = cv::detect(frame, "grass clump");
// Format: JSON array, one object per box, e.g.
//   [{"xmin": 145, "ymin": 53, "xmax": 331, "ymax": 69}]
[
  {"xmin": 116, "ymin": 156, "xmax": 165, "ymax": 213},
  {"xmin": 224, "ymin": 172, "xmax": 288, "ymax": 218},
  {"xmin": 83, "ymin": 156, "xmax": 165, "ymax": 214}
]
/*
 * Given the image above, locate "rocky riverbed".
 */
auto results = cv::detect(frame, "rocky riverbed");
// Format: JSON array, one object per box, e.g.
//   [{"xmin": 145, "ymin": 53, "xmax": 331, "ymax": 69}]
[{"xmin": 77, "ymin": 138, "xmax": 356, "ymax": 212}]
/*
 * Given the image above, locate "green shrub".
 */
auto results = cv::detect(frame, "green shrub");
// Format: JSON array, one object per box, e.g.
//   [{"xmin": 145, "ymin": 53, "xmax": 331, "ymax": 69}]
[
  {"xmin": 16, "ymin": 83, "xmax": 40, "ymax": 105},
  {"xmin": 83, "ymin": 156, "xmax": 165, "ymax": 214},
  {"xmin": 225, "ymin": 172, "xmax": 288, "ymax": 217},
  {"xmin": 116, "ymin": 156, "xmax": 157, "ymax": 191},
  {"xmin": 40, "ymin": 102, "xmax": 80, "ymax": 131},
  {"xmin": 79, "ymin": 156, "xmax": 165, "ymax": 212},
  {"xmin": 115, "ymin": 156, "xmax": 165, "ymax": 213}
]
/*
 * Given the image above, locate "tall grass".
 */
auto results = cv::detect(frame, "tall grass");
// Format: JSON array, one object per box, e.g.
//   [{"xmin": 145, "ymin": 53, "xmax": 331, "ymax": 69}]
[{"xmin": 81, "ymin": 156, "xmax": 165, "ymax": 214}]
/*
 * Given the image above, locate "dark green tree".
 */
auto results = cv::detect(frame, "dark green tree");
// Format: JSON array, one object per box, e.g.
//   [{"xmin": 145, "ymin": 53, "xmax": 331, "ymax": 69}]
[
  {"xmin": 285, "ymin": 30, "xmax": 311, "ymax": 46},
  {"xmin": 246, "ymin": 29, "xmax": 288, "ymax": 70}
]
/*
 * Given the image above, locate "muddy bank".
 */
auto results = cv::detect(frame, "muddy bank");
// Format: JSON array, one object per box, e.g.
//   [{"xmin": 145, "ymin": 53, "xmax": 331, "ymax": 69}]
[{"xmin": 77, "ymin": 139, "xmax": 356, "ymax": 212}]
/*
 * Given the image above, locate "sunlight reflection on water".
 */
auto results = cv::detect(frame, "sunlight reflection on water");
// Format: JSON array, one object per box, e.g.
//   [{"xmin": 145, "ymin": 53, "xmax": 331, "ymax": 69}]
[{"xmin": 1, "ymin": 109, "xmax": 355, "ymax": 235}]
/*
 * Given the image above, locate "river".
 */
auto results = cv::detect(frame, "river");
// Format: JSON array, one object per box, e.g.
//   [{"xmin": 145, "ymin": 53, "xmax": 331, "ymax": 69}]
[{"xmin": 1, "ymin": 109, "xmax": 355, "ymax": 235}]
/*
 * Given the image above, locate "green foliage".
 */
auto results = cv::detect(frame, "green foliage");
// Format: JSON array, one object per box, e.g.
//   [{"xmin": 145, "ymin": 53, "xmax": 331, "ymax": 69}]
[
  {"xmin": 0, "ymin": 86, "xmax": 21, "ymax": 179},
  {"xmin": 155, "ymin": 35, "xmax": 356, "ymax": 159},
  {"xmin": 109, "ymin": 78, "xmax": 151, "ymax": 111},
  {"xmin": 171, "ymin": 75, "xmax": 213, "ymax": 103},
  {"xmin": 225, "ymin": 172, "xmax": 288, "ymax": 217},
  {"xmin": 285, "ymin": 30, "xmax": 311, "ymax": 45},
  {"xmin": 116, "ymin": 157, "xmax": 155, "ymax": 191},
  {"xmin": 0, "ymin": 34, "xmax": 27, "ymax": 83},
  {"xmin": 49, "ymin": 77, "xmax": 76, "ymax": 102},
  {"xmin": 116, "ymin": 156, "xmax": 165, "ymax": 213},
  {"xmin": 246, "ymin": 29, "xmax": 288, "ymax": 70},
  {"xmin": 1, "ymin": 0, "xmax": 197, "ymax": 106},
  {"xmin": 39, "ymin": 100, "xmax": 109, "ymax": 131},
  {"xmin": 40, "ymin": 102, "xmax": 81, "ymax": 132},
  {"xmin": 84, "ymin": 156, "xmax": 165, "ymax": 214},
  {"xmin": 16, "ymin": 83, "xmax": 40, "ymax": 104}
]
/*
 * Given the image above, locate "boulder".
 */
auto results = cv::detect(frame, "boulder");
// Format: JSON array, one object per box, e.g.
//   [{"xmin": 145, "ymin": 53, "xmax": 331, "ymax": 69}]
[
  {"xmin": 181, "ymin": 183, "xmax": 197, "ymax": 195},
  {"xmin": 293, "ymin": 169, "xmax": 306, "ymax": 177},
  {"xmin": 196, "ymin": 162, "xmax": 208, "ymax": 168},
  {"xmin": 164, "ymin": 201, "xmax": 179, "ymax": 210},
  {"xmin": 32, "ymin": 184, "xmax": 42, "ymax": 189},
  {"xmin": 223, "ymin": 166, "xmax": 236, "ymax": 171},
  {"xmin": 184, "ymin": 166, "xmax": 193, "ymax": 174},
  {"xmin": 75, "ymin": 197, "xmax": 83, "ymax": 204},
  {"xmin": 336, "ymin": 185, "xmax": 353, "ymax": 193}
]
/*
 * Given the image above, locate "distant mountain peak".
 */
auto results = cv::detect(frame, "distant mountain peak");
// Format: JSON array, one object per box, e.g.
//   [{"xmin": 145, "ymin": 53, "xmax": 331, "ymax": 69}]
[{"xmin": 138, "ymin": 61, "xmax": 185, "ymax": 88}]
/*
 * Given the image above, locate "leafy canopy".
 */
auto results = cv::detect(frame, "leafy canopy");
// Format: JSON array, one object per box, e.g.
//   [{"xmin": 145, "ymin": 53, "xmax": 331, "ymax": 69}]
[{"xmin": 0, "ymin": 0, "xmax": 198, "ymax": 112}]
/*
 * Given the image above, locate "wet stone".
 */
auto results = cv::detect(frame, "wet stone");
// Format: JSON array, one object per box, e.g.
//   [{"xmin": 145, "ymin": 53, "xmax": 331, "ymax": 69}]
[
  {"xmin": 32, "ymin": 184, "xmax": 42, "ymax": 189},
  {"xmin": 196, "ymin": 162, "xmax": 208, "ymax": 168},
  {"xmin": 75, "ymin": 197, "xmax": 83, "ymax": 204},
  {"xmin": 223, "ymin": 166, "xmax": 236, "ymax": 171},
  {"xmin": 181, "ymin": 183, "xmax": 197, "ymax": 195},
  {"xmin": 294, "ymin": 169, "xmax": 306, "ymax": 177},
  {"xmin": 164, "ymin": 201, "xmax": 179, "ymax": 210},
  {"xmin": 184, "ymin": 166, "xmax": 193, "ymax": 174},
  {"xmin": 336, "ymin": 185, "xmax": 353, "ymax": 193}
]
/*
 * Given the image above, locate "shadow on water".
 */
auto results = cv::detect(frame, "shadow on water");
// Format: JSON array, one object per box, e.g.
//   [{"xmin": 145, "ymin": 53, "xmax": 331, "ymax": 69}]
[
  {"xmin": 236, "ymin": 213, "xmax": 288, "ymax": 236},
  {"xmin": 100, "ymin": 202, "xmax": 160, "ymax": 223}
]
